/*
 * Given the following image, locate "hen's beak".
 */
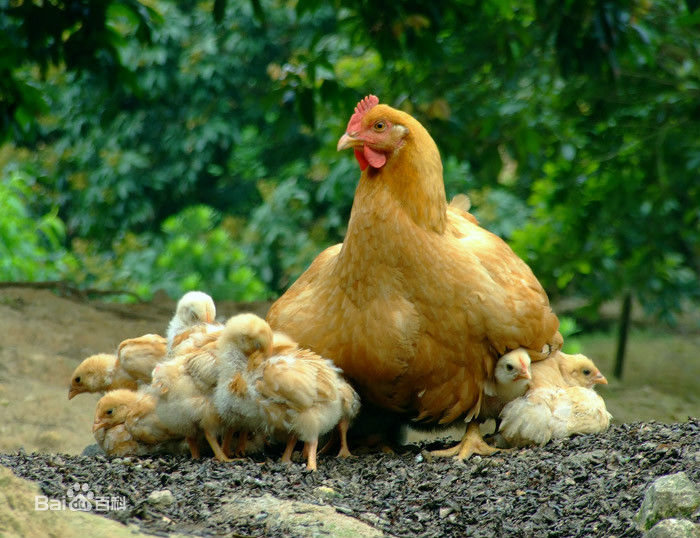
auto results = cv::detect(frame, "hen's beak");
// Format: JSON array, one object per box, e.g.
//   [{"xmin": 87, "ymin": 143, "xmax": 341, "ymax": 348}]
[
  {"xmin": 337, "ymin": 132, "xmax": 362, "ymax": 151},
  {"xmin": 92, "ymin": 420, "xmax": 108, "ymax": 433},
  {"xmin": 593, "ymin": 371, "xmax": 608, "ymax": 385},
  {"xmin": 68, "ymin": 387, "xmax": 81, "ymax": 400}
]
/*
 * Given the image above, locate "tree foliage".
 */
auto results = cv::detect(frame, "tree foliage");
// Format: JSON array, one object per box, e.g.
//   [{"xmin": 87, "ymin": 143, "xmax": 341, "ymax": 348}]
[{"xmin": 1, "ymin": 0, "xmax": 699, "ymax": 336}]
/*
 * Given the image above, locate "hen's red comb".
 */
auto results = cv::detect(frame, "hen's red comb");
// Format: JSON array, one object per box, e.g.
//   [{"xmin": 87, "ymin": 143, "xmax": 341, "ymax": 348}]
[{"xmin": 347, "ymin": 95, "xmax": 379, "ymax": 133}]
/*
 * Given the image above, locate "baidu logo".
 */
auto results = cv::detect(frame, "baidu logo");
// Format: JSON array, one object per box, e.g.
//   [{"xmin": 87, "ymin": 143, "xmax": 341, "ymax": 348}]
[{"xmin": 35, "ymin": 481, "xmax": 127, "ymax": 512}]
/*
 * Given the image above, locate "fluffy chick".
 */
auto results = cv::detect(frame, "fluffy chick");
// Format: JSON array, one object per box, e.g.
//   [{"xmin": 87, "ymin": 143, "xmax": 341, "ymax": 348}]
[
  {"xmin": 215, "ymin": 313, "xmax": 360, "ymax": 470},
  {"xmin": 166, "ymin": 291, "xmax": 219, "ymax": 353},
  {"xmin": 69, "ymin": 353, "xmax": 134, "ymax": 399},
  {"xmin": 151, "ymin": 334, "xmax": 229, "ymax": 461},
  {"xmin": 69, "ymin": 334, "xmax": 168, "ymax": 400},
  {"xmin": 116, "ymin": 333, "xmax": 167, "ymax": 383},
  {"xmin": 93, "ymin": 389, "xmax": 182, "ymax": 456},
  {"xmin": 498, "ymin": 352, "xmax": 611, "ymax": 447},
  {"xmin": 481, "ymin": 348, "xmax": 532, "ymax": 419}
]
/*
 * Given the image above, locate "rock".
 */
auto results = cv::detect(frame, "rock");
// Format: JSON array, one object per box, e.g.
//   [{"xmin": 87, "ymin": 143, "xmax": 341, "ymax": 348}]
[
  {"xmin": 219, "ymin": 493, "xmax": 385, "ymax": 537},
  {"xmin": 147, "ymin": 489, "xmax": 176, "ymax": 508},
  {"xmin": 646, "ymin": 518, "xmax": 700, "ymax": 538},
  {"xmin": 0, "ymin": 465, "xmax": 187, "ymax": 538},
  {"xmin": 81, "ymin": 444, "xmax": 104, "ymax": 457},
  {"xmin": 637, "ymin": 473, "xmax": 700, "ymax": 530}
]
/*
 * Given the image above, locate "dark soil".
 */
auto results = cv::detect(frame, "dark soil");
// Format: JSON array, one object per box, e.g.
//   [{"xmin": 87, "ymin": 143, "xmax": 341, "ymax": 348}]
[{"xmin": 2, "ymin": 420, "xmax": 699, "ymax": 537}]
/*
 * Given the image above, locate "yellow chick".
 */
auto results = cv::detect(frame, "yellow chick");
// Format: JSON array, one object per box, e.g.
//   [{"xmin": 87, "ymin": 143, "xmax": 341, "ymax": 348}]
[
  {"xmin": 92, "ymin": 389, "xmax": 182, "ymax": 456},
  {"xmin": 215, "ymin": 313, "xmax": 360, "ymax": 470},
  {"xmin": 151, "ymin": 333, "xmax": 229, "ymax": 462},
  {"xmin": 69, "ymin": 334, "xmax": 168, "ymax": 400},
  {"xmin": 69, "ymin": 353, "xmax": 135, "ymax": 399},
  {"xmin": 498, "ymin": 351, "xmax": 611, "ymax": 447}
]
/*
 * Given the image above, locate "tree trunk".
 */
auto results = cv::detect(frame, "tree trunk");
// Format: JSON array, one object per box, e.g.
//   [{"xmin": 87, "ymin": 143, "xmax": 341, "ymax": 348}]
[{"xmin": 613, "ymin": 293, "xmax": 632, "ymax": 380}]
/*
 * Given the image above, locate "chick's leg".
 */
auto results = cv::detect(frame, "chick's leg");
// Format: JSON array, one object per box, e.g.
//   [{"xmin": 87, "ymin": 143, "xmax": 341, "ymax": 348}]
[
  {"xmin": 221, "ymin": 428, "xmax": 234, "ymax": 458},
  {"xmin": 203, "ymin": 429, "xmax": 232, "ymax": 462},
  {"xmin": 281, "ymin": 435, "xmax": 297, "ymax": 463},
  {"xmin": 235, "ymin": 431, "xmax": 248, "ymax": 457},
  {"xmin": 337, "ymin": 419, "xmax": 352, "ymax": 458},
  {"xmin": 305, "ymin": 438, "xmax": 318, "ymax": 471},
  {"xmin": 431, "ymin": 421, "xmax": 498, "ymax": 460},
  {"xmin": 186, "ymin": 436, "xmax": 200, "ymax": 459}
]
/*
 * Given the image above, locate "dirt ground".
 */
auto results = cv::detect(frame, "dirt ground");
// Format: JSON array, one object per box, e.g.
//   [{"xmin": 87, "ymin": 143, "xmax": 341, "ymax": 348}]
[{"xmin": 0, "ymin": 287, "xmax": 697, "ymax": 455}]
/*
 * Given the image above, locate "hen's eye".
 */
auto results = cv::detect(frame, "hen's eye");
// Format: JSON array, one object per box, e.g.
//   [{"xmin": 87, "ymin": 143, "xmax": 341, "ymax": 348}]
[
  {"xmin": 74, "ymin": 376, "xmax": 81, "ymax": 383},
  {"xmin": 583, "ymin": 369, "xmax": 591, "ymax": 376},
  {"xmin": 373, "ymin": 121, "xmax": 386, "ymax": 132}
]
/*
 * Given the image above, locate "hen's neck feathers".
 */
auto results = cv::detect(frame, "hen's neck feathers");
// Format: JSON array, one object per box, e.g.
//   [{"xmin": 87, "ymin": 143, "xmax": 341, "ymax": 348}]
[{"xmin": 344, "ymin": 114, "xmax": 447, "ymax": 248}]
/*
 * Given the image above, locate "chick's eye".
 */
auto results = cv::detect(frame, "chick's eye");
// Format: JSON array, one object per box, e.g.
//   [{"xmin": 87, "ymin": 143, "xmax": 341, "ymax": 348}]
[
  {"xmin": 583, "ymin": 369, "xmax": 591, "ymax": 376},
  {"xmin": 506, "ymin": 364, "xmax": 514, "ymax": 371},
  {"xmin": 373, "ymin": 121, "xmax": 386, "ymax": 132},
  {"xmin": 74, "ymin": 376, "xmax": 81, "ymax": 383},
  {"xmin": 106, "ymin": 409, "xmax": 113, "ymax": 415}
]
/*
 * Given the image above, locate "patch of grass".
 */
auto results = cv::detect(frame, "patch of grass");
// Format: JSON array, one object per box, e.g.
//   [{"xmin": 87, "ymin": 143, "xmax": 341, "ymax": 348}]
[{"xmin": 579, "ymin": 330, "xmax": 700, "ymax": 423}]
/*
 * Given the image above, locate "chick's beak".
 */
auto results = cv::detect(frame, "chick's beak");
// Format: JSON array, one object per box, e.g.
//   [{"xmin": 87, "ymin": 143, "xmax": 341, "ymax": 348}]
[
  {"xmin": 337, "ymin": 132, "xmax": 362, "ymax": 151},
  {"xmin": 593, "ymin": 371, "xmax": 608, "ymax": 385},
  {"xmin": 515, "ymin": 369, "xmax": 531, "ymax": 381},
  {"xmin": 92, "ymin": 420, "xmax": 107, "ymax": 433},
  {"xmin": 68, "ymin": 387, "xmax": 81, "ymax": 400}
]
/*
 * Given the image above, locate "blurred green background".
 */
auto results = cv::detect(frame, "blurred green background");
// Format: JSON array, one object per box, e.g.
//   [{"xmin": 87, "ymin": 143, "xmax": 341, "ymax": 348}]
[{"xmin": 1, "ymin": 0, "xmax": 699, "ymax": 386}]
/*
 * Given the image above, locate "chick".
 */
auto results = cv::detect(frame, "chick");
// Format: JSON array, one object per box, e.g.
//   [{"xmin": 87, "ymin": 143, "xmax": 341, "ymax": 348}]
[
  {"xmin": 215, "ymin": 313, "xmax": 360, "ymax": 470},
  {"xmin": 481, "ymin": 348, "xmax": 532, "ymax": 418},
  {"xmin": 69, "ymin": 334, "xmax": 168, "ymax": 400},
  {"xmin": 498, "ymin": 351, "xmax": 611, "ymax": 447},
  {"xmin": 92, "ymin": 389, "xmax": 182, "ymax": 456},
  {"xmin": 151, "ymin": 335, "xmax": 229, "ymax": 462},
  {"xmin": 116, "ymin": 333, "xmax": 167, "ymax": 383},
  {"xmin": 69, "ymin": 353, "xmax": 135, "ymax": 399},
  {"xmin": 166, "ymin": 291, "xmax": 220, "ymax": 353}
]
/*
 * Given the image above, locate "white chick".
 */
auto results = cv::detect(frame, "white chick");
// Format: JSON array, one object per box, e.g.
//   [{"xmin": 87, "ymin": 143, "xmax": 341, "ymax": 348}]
[
  {"xmin": 215, "ymin": 313, "xmax": 360, "ymax": 470},
  {"xmin": 481, "ymin": 348, "xmax": 532, "ymax": 419},
  {"xmin": 166, "ymin": 291, "xmax": 220, "ymax": 354},
  {"xmin": 499, "ymin": 351, "xmax": 611, "ymax": 447}
]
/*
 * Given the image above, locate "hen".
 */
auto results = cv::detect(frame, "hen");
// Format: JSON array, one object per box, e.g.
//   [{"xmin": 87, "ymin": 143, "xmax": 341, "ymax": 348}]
[
  {"xmin": 498, "ymin": 351, "xmax": 611, "ymax": 446},
  {"xmin": 215, "ymin": 313, "xmax": 360, "ymax": 470},
  {"xmin": 267, "ymin": 95, "xmax": 560, "ymax": 458}
]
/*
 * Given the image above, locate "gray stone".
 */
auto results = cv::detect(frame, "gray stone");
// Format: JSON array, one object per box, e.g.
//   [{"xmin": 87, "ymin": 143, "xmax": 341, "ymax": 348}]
[
  {"xmin": 219, "ymin": 493, "xmax": 386, "ymax": 537},
  {"xmin": 637, "ymin": 473, "xmax": 700, "ymax": 530},
  {"xmin": 646, "ymin": 518, "xmax": 700, "ymax": 538},
  {"xmin": 147, "ymin": 489, "xmax": 176, "ymax": 508}
]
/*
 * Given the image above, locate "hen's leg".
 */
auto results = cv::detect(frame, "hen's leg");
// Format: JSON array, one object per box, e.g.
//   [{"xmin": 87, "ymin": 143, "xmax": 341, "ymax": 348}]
[
  {"xmin": 431, "ymin": 421, "xmax": 498, "ymax": 460},
  {"xmin": 337, "ymin": 419, "xmax": 352, "ymax": 458},
  {"xmin": 305, "ymin": 438, "xmax": 319, "ymax": 471},
  {"xmin": 281, "ymin": 435, "xmax": 297, "ymax": 463}
]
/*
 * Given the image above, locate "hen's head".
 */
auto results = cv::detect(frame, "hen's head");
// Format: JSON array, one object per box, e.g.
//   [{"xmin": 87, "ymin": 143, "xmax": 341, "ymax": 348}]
[
  {"xmin": 561, "ymin": 354, "xmax": 607, "ymax": 388},
  {"xmin": 69, "ymin": 353, "xmax": 117, "ymax": 399},
  {"xmin": 93, "ymin": 389, "xmax": 138, "ymax": 432},
  {"xmin": 337, "ymin": 95, "xmax": 436, "ymax": 172}
]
